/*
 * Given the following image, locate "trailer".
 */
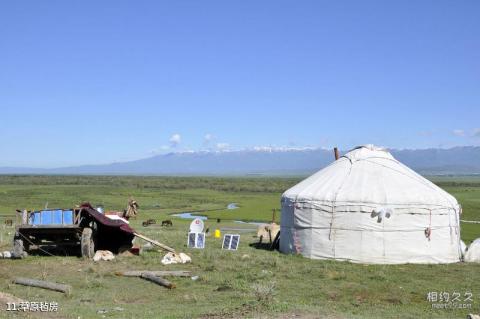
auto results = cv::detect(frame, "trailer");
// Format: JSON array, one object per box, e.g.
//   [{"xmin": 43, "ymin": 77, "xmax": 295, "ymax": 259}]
[{"xmin": 13, "ymin": 204, "xmax": 135, "ymax": 258}]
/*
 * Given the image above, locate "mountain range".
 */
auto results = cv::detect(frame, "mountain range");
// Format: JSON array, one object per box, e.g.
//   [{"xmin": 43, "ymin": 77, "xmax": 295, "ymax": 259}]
[{"xmin": 1, "ymin": 146, "xmax": 479, "ymax": 176}]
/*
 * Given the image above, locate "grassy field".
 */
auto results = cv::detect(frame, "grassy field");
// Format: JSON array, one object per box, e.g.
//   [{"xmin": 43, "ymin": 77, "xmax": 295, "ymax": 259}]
[{"xmin": 0, "ymin": 175, "xmax": 479, "ymax": 319}]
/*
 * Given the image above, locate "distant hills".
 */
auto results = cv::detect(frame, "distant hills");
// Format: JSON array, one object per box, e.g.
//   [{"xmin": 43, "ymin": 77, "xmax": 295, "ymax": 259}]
[{"xmin": 1, "ymin": 146, "xmax": 479, "ymax": 176}]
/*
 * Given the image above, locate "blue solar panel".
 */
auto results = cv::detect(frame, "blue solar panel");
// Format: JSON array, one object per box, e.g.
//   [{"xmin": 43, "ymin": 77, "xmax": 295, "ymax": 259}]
[{"xmin": 222, "ymin": 234, "xmax": 240, "ymax": 250}]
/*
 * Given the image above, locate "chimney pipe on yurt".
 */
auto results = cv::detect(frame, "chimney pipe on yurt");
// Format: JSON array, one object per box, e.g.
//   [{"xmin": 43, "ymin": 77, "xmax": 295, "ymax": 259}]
[{"xmin": 333, "ymin": 147, "xmax": 339, "ymax": 160}]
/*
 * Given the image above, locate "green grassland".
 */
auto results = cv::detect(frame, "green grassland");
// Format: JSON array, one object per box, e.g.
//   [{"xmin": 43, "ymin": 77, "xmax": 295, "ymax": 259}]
[{"xmin": 0, "ymin": 175, "xmax": 479, "ymax": 319}]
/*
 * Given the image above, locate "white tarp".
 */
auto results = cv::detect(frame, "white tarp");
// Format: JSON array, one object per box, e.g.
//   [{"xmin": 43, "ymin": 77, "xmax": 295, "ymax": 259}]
[
  {"xmin": 465, "ymin": 238, "xmax": 480, "ymax": 263},
  {"xmin": 280, "ymin": 145, "xmax": 462, "ymax": 264},
  {"xmin": 461, "ymin": 240, "xmax": 467, "ymax": 259}
]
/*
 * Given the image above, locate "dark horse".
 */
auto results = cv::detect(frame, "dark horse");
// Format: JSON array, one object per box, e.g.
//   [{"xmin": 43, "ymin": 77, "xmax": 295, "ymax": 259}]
[{"xmin": 161, "ymin": 220, "xmax": 173, "ymax": 227}]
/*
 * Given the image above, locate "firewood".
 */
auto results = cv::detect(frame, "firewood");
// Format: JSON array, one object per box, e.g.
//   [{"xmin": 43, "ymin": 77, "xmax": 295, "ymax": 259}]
[
  {"xmin": 140, "ymin": 273, "xmax": 175, "ymax": 289},
  {"xmin": 115, "ymin": 270, "xmax": 191, "ymax": 277},
  {"xmin": 13, "ymin": 278, "xmax": 71, "ymax": 294}
]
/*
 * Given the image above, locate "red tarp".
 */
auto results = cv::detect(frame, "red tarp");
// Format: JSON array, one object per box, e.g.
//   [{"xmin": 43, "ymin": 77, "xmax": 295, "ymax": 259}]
[
  {"xmin": 79, "ymin": 204, "xmax": 135, "ymax": 234},
  {"xmin": 79, "ymin": 203, "xmax": 135, "ymax": 253}
]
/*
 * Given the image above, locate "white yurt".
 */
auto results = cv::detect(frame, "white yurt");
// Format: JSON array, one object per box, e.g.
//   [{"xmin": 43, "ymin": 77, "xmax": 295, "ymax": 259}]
[{"xmin": 280, "ymin": 145, "xmax": 462, "ymax": 264}]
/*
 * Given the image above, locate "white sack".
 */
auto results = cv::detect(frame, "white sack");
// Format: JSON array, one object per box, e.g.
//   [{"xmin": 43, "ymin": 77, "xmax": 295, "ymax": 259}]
[
  {"xmin": 93, "ymin": 250, "xmax": 115, "ymax": 262},
  {"xmin": 161, "ymin": 252, "xmax": 191, "ymax": 265}
]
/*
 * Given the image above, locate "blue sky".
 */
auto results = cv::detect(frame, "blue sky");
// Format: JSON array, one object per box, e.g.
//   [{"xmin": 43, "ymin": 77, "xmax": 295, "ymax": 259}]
[{"xmin": 1, "ymin": 1, "xmax": 479, "ymax": 167}]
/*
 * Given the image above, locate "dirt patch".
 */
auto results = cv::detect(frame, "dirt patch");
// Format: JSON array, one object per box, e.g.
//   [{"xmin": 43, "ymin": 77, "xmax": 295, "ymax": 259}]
[
  {"xmin": 0, "ymin": 291, "xmax": 25, "ymax": 309},
  {"xmin": 200, "ymin": 307, "xmax": 345, "ymax": 319}
]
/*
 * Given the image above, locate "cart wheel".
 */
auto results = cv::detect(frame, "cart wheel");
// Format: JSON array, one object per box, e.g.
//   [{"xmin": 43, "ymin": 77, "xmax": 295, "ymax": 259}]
[
  {"xmin": 81, "ymin": 227, "xmax": 95, "ymax": 258},
  {"xmin": 12, "ymin": 236, "xmax": 26, "ymax": 258},
  {"xmin": 23, "ymin": 240, "xmax": 30, "ymax": 253}
]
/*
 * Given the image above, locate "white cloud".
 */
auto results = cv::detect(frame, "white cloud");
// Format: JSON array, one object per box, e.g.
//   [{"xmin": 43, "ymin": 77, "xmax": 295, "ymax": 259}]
[
  {"xmin": 169, "ymin": 134, "xmax": 181, "ymax": 147},
  {"xmin": 473, "ymin": 128, "xmax": 480, "ymax": 137},
  {"xmin": 252, "ymin": 145, "xmax": 318, "ymax": 152},
  {"xmin": 216, "ymin": 142, "xmax": 230, "ymax": 151},
  {"xmin": 453, "ymin": 129, "xmax": 465, "ymax": 137},
  {"xmin": 149, "ymin": 145, "xmax": 170, "ymax": 155},
  {"xmin": 204, "ymin": 133, "xmax": 214, "ymax": 142},
  {"xmin": 203, "ymin": 133, "xmax": 215, "ymax": 146},
  {"xmin": 253, "ymin": 146, "xmax": 275, "ymax": 152}
]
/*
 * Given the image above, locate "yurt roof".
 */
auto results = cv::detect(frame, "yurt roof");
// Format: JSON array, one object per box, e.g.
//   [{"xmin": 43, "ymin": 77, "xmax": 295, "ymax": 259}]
[{"xmin": 282, "ymin": 145, "xmax": 459, "ymax": 211}]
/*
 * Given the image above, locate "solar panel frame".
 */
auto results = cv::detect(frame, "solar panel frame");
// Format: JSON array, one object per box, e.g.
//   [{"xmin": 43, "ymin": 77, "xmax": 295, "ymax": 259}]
[
  {"xmin": 222, "ymin": 234, "xmax": 232, "ymax": 249},
  {"xmin": 222, "ymin": 234, "xmax": 240, "ymax": 250},
  {"xmin": 196, "ymin": 232, "xmax": 205, "ymax": 248},
  {"xmin": 230, "ymin": 234, "xmax": 240, "ymax": 250},
  {"xmin": 187, "ymin": 232, "xmax": 206, "ymax": 249},
  {"xmin": 188, "ymin": 232, "xmax": 197, "ymax": 248}
]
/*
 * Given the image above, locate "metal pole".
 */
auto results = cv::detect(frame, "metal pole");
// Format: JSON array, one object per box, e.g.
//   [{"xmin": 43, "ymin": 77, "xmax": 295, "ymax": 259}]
[{"xmin": 334, "ymin": 147, "xmax": 339, "ymax": 160}]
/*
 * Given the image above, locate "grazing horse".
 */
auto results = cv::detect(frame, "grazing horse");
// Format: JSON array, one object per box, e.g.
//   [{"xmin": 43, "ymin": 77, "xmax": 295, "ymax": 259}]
[
  {"xmin": 142, "ymin": 219, "xmax": 156, "ymax": 227},
  {"xmin": 161, "ymin": 220, "xmax": 173, "ymax": 227}
]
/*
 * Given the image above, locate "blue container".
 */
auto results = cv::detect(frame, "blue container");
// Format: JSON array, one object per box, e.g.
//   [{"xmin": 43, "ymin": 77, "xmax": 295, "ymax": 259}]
[
  {"xmin": 28, "ymin": 209, "xmax": 75, "ymax": 225},
  {"xmin": 41, "ymin": 210, "xmax": 53, "ymax": 224},
  {"xmin": 52, "ymin": 210, "xmax": 63, "ymax": 224},
  {"xmin": 30, "ymin": 212, "xmax": 39, "ymax": 225},
  {"xmin": 63, "ymin": 210, "xmax": 74, "ymax": 224}
]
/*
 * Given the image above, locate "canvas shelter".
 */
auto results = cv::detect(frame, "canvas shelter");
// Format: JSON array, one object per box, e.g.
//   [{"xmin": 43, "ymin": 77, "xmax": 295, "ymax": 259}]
[{"xmin": 280, "ymin": 145, "xmax": 462, "ymax": 264}]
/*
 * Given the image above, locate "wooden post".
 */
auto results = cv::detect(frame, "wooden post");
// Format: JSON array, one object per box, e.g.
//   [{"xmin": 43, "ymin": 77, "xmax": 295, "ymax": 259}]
[
  {"xmin": 141, "ymin": 273, "xmax": 176, "ymax": 289},
  {"xmin": 334, "ymin": 147, "xmax": 339, "ymax": 160},
  {"xmin": 13, "ymin": 278, "xmax": 71, "ymax": 295},
  {"xmin": 133, "ymin": 232, "xmax": 175, "ymax": 253},
  {"xmin": 115, "ymin": 270, "xmax": 191, "ymax": 277},
  {"xmin": 22, "ymin": 210, "xmax": 27, "ymax": 225}
]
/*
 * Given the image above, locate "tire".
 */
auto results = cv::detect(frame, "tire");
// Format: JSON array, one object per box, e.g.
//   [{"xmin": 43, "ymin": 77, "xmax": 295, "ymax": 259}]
[
  {"xmin": 12, "ymin": 236, "xmax": 25, "ymax": 258},
  {"xmin": 81, "ymin": 227, "xmax": 95, "ymax": 258},
  {"xmin": 23, "ymin": 240, "xmax": 30, "ymax": 253}
]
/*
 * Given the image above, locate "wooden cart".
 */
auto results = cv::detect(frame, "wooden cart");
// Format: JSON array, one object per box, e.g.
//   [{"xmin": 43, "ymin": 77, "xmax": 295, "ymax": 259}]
[{"xmin": 14, "ymin": 205, "xmax": 135, "ymax": 258}]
